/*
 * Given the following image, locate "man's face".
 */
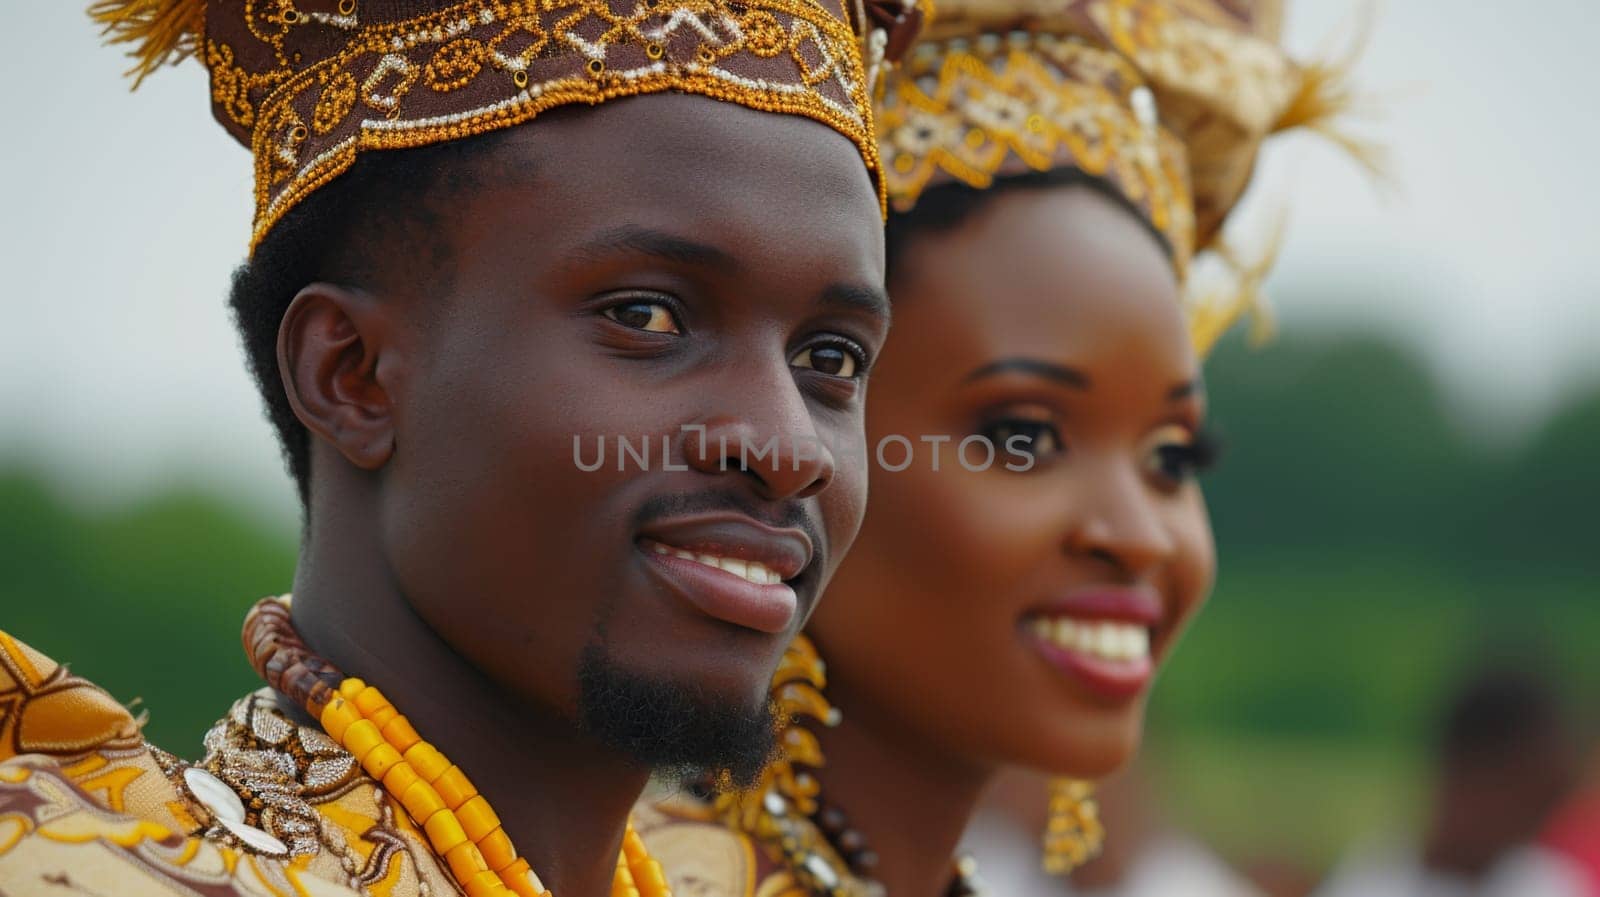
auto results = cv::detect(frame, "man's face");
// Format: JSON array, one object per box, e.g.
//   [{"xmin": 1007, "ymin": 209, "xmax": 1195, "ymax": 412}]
[{"xmin": 370, "ymin": 93, "xmax": 887, "ymax": 771}]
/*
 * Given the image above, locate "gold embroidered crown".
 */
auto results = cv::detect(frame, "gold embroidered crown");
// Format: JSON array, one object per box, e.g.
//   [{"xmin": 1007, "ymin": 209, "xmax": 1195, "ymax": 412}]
[
  {"xmin": 877, "ymin": 0, "xmax": 1377, "ymax": 355},
  {"xmin": 93, "ymin": 0, "xmax": 927, "ymax": 250}
]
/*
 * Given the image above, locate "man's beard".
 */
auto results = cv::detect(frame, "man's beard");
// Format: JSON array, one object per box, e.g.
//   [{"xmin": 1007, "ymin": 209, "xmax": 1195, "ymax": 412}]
[{"xmin": 576, "ymin": 643, "xmax": 778, "ymax": 788}]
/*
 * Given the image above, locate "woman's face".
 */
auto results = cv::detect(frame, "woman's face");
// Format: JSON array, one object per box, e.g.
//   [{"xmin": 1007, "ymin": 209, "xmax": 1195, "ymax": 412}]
[{"xmin": 809, "ymin": 186, "xmax": 1216, "ymax": 778}]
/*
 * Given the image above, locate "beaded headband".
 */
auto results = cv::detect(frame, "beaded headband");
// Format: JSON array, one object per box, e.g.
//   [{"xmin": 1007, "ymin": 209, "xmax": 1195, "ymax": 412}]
[
  {"xmin": 880, "ymin": 31, "xmax": 1197, "ymax": 268},
  {"xmin": 93, "ymin": 0, "xmax": 928, "ymax": 251},
  {"xmin": 877, "ymin": 0, "xmax": 1374, "ymax": 355}
]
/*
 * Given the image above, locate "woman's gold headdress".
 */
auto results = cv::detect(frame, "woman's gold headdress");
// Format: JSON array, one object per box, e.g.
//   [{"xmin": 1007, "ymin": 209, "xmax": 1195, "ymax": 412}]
[
  {"xmin": 93, "ymin": 0, "xmax": 926, "ymax": 250},
  {"xmin": 876, "ymin": 0, "xmax": 1374, "ymax": 355}
]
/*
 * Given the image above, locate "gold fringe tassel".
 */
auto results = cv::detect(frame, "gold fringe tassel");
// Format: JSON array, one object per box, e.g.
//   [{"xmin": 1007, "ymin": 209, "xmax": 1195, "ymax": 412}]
[
  {"xmin": 88, "ymin": 0, "xmax": 206, "ymax": 90},
  {"xmin": 1184, "ymin": 209, "xmax": 1287, "ymax": 359},
  {"xmin": 1272, "ymin": 2, "xmax": 1387, "ymax": 179},
  {"xmin": 1187, "ymin": 5, "xmax": 1393, "ymax": 358}
]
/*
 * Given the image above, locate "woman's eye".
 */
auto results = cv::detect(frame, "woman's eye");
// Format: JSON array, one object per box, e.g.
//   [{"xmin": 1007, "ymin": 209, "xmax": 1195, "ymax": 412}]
[
  {"xmin": 792, "ymin": 342, "xmax": 863, "ymax": 379},
  {"xmin": 602, "ymin": 301, "xmax": 680, "ymax": 334},
  {"xmin": 982, "ymin": 418, "xmax": 1063, "ymax": 462},
  {"xmin": 1143, "ymin": 425, "xmax": 1221, "ymax": 485}
]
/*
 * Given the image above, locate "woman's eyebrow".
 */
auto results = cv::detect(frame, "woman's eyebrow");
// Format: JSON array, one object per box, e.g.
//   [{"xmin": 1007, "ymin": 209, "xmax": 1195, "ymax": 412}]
[{"xmin": 963, "ymin": 357, "xmax": 1090, "ymax": 388}]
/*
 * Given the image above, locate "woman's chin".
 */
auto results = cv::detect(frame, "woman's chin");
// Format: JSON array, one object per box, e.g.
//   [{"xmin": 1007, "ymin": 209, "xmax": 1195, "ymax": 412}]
[{"xmin": 1019, "ymin": 714, "xmax": 1144, "ymax": 779}]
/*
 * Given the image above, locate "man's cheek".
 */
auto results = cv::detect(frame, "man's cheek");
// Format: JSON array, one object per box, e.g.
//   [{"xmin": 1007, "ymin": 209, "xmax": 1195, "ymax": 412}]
[{"xmin": 832, "ymin": 463, "xmax": 871, "ymax": 530}]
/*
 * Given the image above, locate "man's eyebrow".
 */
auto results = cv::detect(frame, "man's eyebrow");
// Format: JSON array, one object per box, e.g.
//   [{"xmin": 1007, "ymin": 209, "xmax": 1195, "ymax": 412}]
[
  {"xmin": 567, "ymin": 225, "xmax": 741, "ymax": 272},
  {"xmin": 819, "ymin": 282, "xmax": 892, "ymax": 326},
  {"xmin": 963, "ymin": 357, "xmax": 1090, "ymax": 387}
]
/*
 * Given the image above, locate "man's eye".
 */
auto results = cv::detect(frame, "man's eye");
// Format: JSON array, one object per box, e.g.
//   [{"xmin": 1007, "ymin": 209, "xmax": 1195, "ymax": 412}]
[
  {"xmin": 602, "ymin": 301, "xmax": 680, "ymax": 334},
  {"xmin": 791, "ymin": 342, "xmax": 864, "ymax": 379}
]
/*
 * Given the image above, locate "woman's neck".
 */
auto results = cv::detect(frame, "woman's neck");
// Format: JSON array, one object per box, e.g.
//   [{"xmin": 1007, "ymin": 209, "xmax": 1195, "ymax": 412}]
[
  {"xmin": 291, "ymin": 502, "xmax": 650, "ymax": 897},
  {"xmin": 811, "ymin": 682, "xmax": 993, "ymax": 897}
]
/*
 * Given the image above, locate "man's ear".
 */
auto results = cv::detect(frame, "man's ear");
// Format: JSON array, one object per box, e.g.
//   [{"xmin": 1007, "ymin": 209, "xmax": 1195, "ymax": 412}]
[{"xmin": 278, "ymin": 284, "xmax": 398, "ymax": 471}]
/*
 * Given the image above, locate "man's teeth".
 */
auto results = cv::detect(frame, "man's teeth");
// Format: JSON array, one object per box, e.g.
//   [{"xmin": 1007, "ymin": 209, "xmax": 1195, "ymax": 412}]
[
  {"xmin": 650, "ymin": 542, "xmax": 785, "ymax": 585},
  {"xmin": 1028, "ymin": 617, "xmax": 1150, "ymax": 663}
]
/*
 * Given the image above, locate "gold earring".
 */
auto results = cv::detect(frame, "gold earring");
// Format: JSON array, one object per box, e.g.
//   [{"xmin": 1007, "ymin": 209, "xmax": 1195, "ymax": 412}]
[{"xmin": 1041, "ymin": 778, "xmax": 1104, "ymax": 875}]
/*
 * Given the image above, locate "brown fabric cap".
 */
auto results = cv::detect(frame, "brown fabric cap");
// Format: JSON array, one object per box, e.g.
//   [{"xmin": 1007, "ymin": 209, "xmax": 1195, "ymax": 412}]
[{"xmin": 95, "ymin": 0, "xmax": 888, "ymax": 250}]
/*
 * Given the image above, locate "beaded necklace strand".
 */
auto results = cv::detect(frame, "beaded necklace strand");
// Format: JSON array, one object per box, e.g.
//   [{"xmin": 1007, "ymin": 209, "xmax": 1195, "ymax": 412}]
[{"xmin": 244, "ymin": 597, "xmax": 672, "ymax": 897}]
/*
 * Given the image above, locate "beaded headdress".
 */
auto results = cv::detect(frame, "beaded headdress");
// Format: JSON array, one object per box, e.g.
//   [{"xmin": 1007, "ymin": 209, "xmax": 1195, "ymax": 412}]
[
  {"xmin": 877, "ymin": 0, "xmax": 1375, "ymax": 355},
  {"xmin": 93, "ymin": 0, "xmax": 927, "ymax": 251}
]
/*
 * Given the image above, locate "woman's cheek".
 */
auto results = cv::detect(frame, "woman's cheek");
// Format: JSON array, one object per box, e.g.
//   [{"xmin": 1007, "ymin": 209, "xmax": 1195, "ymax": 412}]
[{"xmin": 1167, "ymin": 491, "xmax": 1217, "ymax": 627}]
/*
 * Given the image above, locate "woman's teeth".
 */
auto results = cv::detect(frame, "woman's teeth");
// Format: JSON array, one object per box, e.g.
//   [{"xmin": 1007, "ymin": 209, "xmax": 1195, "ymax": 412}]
[
  {"xmin": 1028, "ymin": 617, "xmax": 1150, "ymax": 663},
  {"xmin": 648, "ymin": 541, "xmax": 785, "ymax": 585}
]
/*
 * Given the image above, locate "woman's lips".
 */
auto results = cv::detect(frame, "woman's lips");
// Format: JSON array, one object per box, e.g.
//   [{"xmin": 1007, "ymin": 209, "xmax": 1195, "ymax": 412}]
[
  {"xmin": 1023, "ymin": 588, "xmax": 1163, "ymax": 701},
  {"xmin": 1026, "ymin": 616, "xmax": 1154, "ymax": 701},
  {"xmin": 638, "ymin": 538, "xmax": 800, "ymax": 634}
]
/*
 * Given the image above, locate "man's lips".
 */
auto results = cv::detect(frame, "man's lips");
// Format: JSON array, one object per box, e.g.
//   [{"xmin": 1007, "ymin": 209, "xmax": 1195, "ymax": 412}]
[
  {"xmin": 638, "ymin": 514, "xmax": 812, "ymax": 580},
  {"xmin": 636, "ymin": 514, "xmax": 814, "ymax": 634}
]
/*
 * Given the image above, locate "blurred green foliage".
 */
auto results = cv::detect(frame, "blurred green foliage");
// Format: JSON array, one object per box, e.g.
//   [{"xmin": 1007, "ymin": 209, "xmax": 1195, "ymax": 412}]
[
  {"xmin": 0, "ymin": 330, "xmax": 1595, "ymax": 864},
  {"xmin": 0, "ymin": 475, "xmax": 293, "ymax": 757}
]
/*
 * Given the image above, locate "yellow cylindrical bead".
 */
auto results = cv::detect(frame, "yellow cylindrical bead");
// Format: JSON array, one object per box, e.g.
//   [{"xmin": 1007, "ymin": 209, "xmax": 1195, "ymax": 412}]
[
  {"xmin": 633, "ymin": 859, "xmax": 669, "ymax": 895},
  {"xmin": 477, "ymin": 826, "xmax": 517, "ymax": 871},
  {"xmin": 382, "ymin": 760, "xmax": 420, "ymax": 798},
  {"xmin": 445, "ymin": 841, "xmax": 491, "ymax": 883},
  {"xmin": 503, "ymin": 858, "xmax": 543, "ymax": 897},
  {"xmin": 381, "ymin": 716, "xmax": 422, "ymax": 753},
  {"xmin": 363, "ymin": 742, "xmax": 403, "ymax": 780},
  {"xmin": 368, "ymin": 702, "xmax": 399, "ymax": 729},
  {"xmin": 621, "ymin": 828, "xmax": 650, "ymax": 864},
  {"xmin": 423, "ymin": 808, "xmax": 469, "ymax": 854},
  {"xmin": 465, "ymin": 870, "xmax": 511, "ymax": 897},
  {"xmin": 343, "ymin": 720, "xmax": 385, "ymax": 762},
  {"xmin": 354, "ymin": 685, "xmax": 392, "ymax": 717},
  {"xmin": 404, "ymin": 741, "xmax": 451, "ymax": 782},
  {"xmin": 321, "ymin": 698, "xmax": 362, "ymax": 743},
  {"xmin": 457, "ymin": 794, "xmax": 500, "ymax": 841},
  {"xmin": 399, "ymin": 778, "xmax": 447, "ymax": 823},
  {"xmin": 338, "ymin": 678, "xmax": 367, "ymax": 701},
  {"xmin": 614, "ymin": 856, "xmax": 636, "ymax": 889},
  {"xmin": 435, "ymin": 765, "xmax": 478, "ymax": 808}
]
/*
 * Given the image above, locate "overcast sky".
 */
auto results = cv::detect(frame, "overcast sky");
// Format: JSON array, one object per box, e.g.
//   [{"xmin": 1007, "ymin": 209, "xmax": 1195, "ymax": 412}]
[{"xmin": 3, "ymin": 2, "xmax": 1597, "ymax": 521}]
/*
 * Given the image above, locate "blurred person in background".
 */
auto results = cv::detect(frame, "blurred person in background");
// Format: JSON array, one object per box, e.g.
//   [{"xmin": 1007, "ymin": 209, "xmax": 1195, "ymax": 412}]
[
  {"xmin": 1542, "ymin": 743, "xmax": 1600, "ymax": 894},
  {"xmin": 1314, "ymin": 664, "xmax": 1588, "ymax": 897},
  {"xmin": 636, "ymin": 2, "xmax": 1373, "ymax": 896}
]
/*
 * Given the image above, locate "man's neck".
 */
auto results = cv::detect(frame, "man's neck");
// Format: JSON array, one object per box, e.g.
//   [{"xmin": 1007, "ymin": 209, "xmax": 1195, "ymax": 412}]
[
  {"xmin": 812, "ymin": 681, "xmax": 991, "ymax": 897},
  {"xmin": 291, "ymin": 518, "xmax": 650, "ymax": 897}
]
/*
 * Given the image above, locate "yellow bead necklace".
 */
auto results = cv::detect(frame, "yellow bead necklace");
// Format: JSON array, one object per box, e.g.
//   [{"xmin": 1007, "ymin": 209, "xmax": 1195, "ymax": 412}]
[{"xmin": 244, "ymin": 597, "xmax": 671, "ymax": 897}]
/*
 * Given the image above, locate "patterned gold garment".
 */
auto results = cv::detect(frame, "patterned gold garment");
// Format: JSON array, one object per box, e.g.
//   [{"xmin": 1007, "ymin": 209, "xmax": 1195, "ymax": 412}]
[
  {"xmin": 0, "ymin": 630, "xmax": 462, "ymax": 896},
  {"xmin": 632, "ymin": 798, "xmax": 791, "ymax": 897}
]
